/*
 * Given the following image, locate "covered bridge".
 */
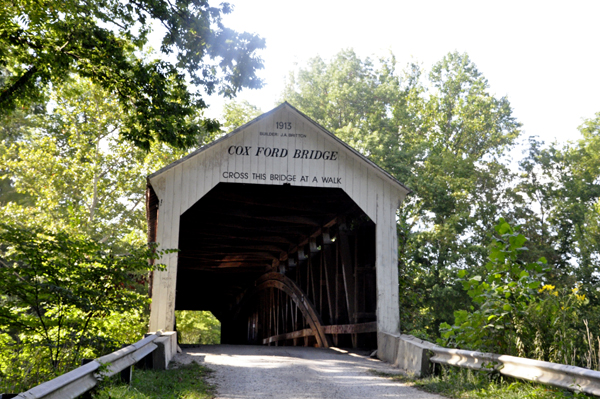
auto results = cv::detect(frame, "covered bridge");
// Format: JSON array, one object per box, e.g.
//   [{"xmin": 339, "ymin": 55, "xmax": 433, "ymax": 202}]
[{"xmin": 145, "ymin": 102, "xmax": 410, "ymax": 356}]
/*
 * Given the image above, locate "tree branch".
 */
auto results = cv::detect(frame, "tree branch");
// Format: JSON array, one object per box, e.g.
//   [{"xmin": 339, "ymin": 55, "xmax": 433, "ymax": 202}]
[{"xmin": 0, "ymin": 65, "xmax": 38, "ymax": 107}]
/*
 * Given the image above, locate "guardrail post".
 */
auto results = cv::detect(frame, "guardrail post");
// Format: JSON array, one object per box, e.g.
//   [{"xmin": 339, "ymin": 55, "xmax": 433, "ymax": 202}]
[
  {"xmin": 151, "ymin": 332, "xmax": 177, "ymax": 370},
  {"xmin": 118, "ymin": 344, "xmax": 132, "ymax": 384},
  {"xmin": 136, "ymin": 338, "xmax": 154, "ymax": 370},
  {"xmin": 137, "ymin": 352, "xmax": 154, "ymax": 370},
  {"xmin": 79, "ymin": 359, "xmax": 95, "ymax": 399},
  {"xmin": 120, "ymin": 366, "xmax": 132, "ymax": 384}
]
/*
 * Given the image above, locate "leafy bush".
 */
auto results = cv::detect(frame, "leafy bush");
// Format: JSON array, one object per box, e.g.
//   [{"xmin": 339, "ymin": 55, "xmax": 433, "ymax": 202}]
[
  {"xmin": 0, "ymin": 222, "xmax": 172, "ymax": 392},
  {"xmin": 440, "ymin": 218, "xmax": 600, "ymax": 369},
  {"xmin": 439, "ymin": 218, "xmax": 548, "ymax": 356},
  {"xmin": 175, "ymin": 311, "xmax": 220, "ymax": 345}
]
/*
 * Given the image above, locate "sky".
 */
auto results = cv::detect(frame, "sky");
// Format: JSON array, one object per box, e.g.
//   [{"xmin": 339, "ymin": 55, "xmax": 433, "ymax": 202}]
[{"xmin": 201, "ymin": 0, "xmax": 600, "ymax": 145}]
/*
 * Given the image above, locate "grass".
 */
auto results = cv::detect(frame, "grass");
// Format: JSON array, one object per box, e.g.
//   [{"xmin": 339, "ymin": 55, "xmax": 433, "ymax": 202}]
[
  {"xmin": 370, "ymin": 366, "xmax": 597, "ymax": 399},
  {"xmin": 93, "ymin": 362, "xmax": 215, "ymax": 399}
]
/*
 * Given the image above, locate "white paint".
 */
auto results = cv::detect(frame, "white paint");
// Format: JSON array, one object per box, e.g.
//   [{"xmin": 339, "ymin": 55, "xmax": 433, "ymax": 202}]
[{"xmin": 148, "ymin": 103, "xmax": 409, "ymax": 337}]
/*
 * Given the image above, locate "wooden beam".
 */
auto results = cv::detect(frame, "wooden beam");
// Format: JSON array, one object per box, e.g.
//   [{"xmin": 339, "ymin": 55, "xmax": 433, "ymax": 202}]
[
  {"xmin": 309, "ymin": 237, "xmax": 319, "ymax": 253},
  {"xmin": 191, "ymin": 221, "xmax": 312, "ymax": 236},
  {"xmin": 211, "ymin": 192, "xmax": 346, "ymax": 214},
  {"xmin": 262, "ymin": 328, "xmax": 314, "ymax": 344},
  {"xmin": 179, "ymin": 253, "xmax": 279, "ymax": 261},
  {"xmin": 182, "ymin": 243, "xmax": 288, "ymax": 253},
  {"xmin": 262, "ymin": 322, "xmax": 377, "ymax": 344},
  {"xmin": 287, "ymin": 217, "xmax": 337, "ymax": 255},
  {"xmin": 338, "ymin": 227, "xmax": 357, "ymax": 323},
  {"xmin": 322, "ymin": 245, "xmax": 335, "ymax": 324},
  {"xmin": 183, "ymin": 265, "xmax": 272, "ymax": 272},
  {"xmin": 189, "ymin": 231, "xmax": 294, "ymax": 244},
  {"xmin": 214, "ymin": 209, "xmax": 322, "ymax": 226},
  {"xmin": 323, "ymin": 322, "xmax": 377, "ymax": 335}
]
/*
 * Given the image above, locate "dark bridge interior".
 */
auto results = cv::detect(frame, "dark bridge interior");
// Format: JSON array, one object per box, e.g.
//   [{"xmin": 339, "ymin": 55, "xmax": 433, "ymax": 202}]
[{"xmin": 172, "ymin": 183, "xmax": 377, "ymax": 348}]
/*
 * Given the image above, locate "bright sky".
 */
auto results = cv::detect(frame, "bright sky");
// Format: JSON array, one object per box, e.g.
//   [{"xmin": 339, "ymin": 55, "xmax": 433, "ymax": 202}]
[{"xmin": 202, "ymin": 0, "xmax": 600, "ymax": 145}]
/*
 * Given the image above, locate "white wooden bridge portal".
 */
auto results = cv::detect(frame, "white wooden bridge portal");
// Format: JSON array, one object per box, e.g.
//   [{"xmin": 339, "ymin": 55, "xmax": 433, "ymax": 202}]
[{"xmin": 145, "ymin": 103, "xmax": 410, "ymax": 357}]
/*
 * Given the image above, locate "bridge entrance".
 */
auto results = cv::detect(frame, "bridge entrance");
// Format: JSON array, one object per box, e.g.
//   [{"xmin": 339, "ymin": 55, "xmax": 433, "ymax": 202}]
[
  {"xmin": 146, "ymin": 103, "xmax": 410, "ymax": 357},
  {"xmin": 175, "ymin": 182, "xmax": 376, "ymax": 348}
]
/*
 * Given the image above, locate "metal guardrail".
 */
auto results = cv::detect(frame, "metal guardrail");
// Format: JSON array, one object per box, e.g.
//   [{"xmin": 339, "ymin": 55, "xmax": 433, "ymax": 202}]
[
  {"xmin": 12, "ymin": 331, "xmax": 163, "ymax": 399},
  {"xmin": 430, "ymin": 346, "xmax": 600, "ymax": 396}
]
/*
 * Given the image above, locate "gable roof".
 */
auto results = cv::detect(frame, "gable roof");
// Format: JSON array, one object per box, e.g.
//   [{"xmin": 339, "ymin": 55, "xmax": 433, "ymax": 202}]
[{"xmin": 148, "ymin": 102, "xmax": 411, "ymax": 195}]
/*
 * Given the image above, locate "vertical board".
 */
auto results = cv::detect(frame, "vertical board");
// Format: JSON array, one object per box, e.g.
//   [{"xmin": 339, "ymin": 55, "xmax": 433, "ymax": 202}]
[{"xmin": 149, "ymin": 167, "xmax": 174, "ymax": 331}]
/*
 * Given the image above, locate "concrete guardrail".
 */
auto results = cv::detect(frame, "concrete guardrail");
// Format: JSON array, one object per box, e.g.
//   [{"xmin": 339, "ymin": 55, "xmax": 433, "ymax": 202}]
[
  {"xmin": 11, "ymin": 331, "xmax": 178, "ymax": 399},
  {"xmin": 380, "ymin": 332, "xmax": 600, "ymax": 397}
]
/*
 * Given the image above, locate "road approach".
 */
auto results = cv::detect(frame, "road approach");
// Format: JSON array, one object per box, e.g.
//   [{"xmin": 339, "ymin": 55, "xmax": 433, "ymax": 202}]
[{"xmin": 174, "ymin": 345, "xmax": 445, "ymax": 398}]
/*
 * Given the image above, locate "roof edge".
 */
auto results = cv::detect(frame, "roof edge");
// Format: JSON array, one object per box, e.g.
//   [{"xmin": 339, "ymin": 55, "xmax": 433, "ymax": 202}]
[
  {"xmin": 281, "ymin": 102, "xmax": 412, "ymax": 195},
  {"xmin": 147, "ymin": 102, "xmax": 288, "ymax": 180},
  {"xmin": 147, "ymin": 101, "xmax": 412, "ymax": 195}
]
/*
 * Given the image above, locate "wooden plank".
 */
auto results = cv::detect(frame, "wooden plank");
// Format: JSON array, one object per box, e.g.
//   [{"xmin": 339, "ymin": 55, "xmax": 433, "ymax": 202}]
[
  {"xmin": 179, "ymin": 253, "xmax": 278, "ymax": 261},
  {"xmin": 287, "ymin": 217, "xmax": 337, "ymax": 255},
  {"xmin": 262, "ymin": 328, "xmax": 314, "ymax": 344},
  {"xmin": 188, "ymin": 222, "xmax": 312, "ymax": 238},
  {"xmin": 353, "ymin": 233, "xmax": 359, "ymax": 348},
  {"xmin": 181, "ymin": 158, "xmax": 191, "ymax": 213},
  {"xmin": 338, "ymin": 226, "xmax": 356, "ymax": 323},
  {"xmin": 183, "ymin": 243, "xmax": 287, "ymax": 252},
  {"xmin": 183, "ymin": 261, "xmax": 272, "ymax": 268},
  {"xmin": 323, "ymin": 321, "xmax": 377, "ymax": 335},
  {"xmin": 322, "ymin": 242, "xmax": 336, "ymax": 325},
  {"xmin": 189, "ymin": 232, "xmax": 294, "ymax": 244},
  {"xmin": 214, "ymin": 210, "xmax": 322, "ymax": 226},
  {"xmin": 149, "ymin": 167, "xmax": 175, "ymax": 331},
  {"xmin": 191, "ymin": 148, "xmax": 202, "ymax": 207}
]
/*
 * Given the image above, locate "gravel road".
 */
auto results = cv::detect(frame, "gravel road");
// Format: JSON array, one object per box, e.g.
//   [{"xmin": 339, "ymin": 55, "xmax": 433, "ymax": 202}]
[{"xmin": 173, "ymin": 345, "xmax": 445, "ymax": 398}]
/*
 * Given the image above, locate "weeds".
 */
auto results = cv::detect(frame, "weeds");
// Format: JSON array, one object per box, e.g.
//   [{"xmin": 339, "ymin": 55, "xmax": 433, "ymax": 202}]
[
  {"xmin": 370, "ymin": 366, "xmax": 597, "ymax": 399},
  {"xmin": 94, "ymin": 362, "xmax": 215, "ymax": 399}
]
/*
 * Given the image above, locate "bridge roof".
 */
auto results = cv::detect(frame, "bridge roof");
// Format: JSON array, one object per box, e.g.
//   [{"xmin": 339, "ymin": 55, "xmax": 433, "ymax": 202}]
[{"xmin": 148, "ymin": 102, "xmax": 410, "ymax": 196}]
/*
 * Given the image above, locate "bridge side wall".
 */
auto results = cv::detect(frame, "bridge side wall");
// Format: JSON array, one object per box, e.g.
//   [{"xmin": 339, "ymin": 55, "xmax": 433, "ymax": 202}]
[{"xmin": 148, "ymin": 104, "xmax": 407, "ymax": 342}]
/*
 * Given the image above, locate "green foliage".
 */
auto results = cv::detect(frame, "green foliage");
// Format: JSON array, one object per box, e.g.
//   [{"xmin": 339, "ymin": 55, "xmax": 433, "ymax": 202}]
[
  {"xmin": 376, "ymin": 367, "xmax": 595, "ymax": 399},
  {"xmin": 439, "ymin": 218, "xmax": 548, "ymax": 356},
  {"xmin": 94, "ymin": 362, "xmax": 215, "ymax": 399},
  {"xmin": 0, "ymin": 77, "xmax": 191, "ymax": 241},
  {"xmin": 283, "ymin": 50, "xmax": 522, "ymax": 336},
  {"xmin": 0, "ymin": 0, "xmax": 265, "ymax": 149},
  {"xmin": 221, "ymin": 100, "xmax": 263, "ymax": 132},
  {"xmin": 175, "ymin": 311, "xmax": 221, "ymax": 345},
  {"xmin": 0, "ymin": 77, "xmax": 195, "ymax": 391},
  {"xmin": 0, "ymin": 222, "xmax": 173, "ymax": 392},
  {"xmin": 513, "ymin": 119, "xmax": 600, "ymax": 289},
  {"xmin": 440, "ymin": 218, "xmax": 600, "ymax": 369},
  {"xmin": 283, "ymin": 49, "xmax": 403, "ymax": 156}
]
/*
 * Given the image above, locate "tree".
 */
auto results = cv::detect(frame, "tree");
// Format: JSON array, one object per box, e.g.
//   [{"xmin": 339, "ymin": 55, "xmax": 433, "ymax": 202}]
[
  {"xmin": 440, "ymin": 218, "xmax": 548, "ymax": 356},
  {"xmin": 439, "ymin": 218, "xmax": 597, "ymax": 369},
  {"xmin": 0, "ymin": 0, "xmax": 265, "ymax": 149},
  {"xmin": 398, "ymin": 53, "xmax": 521, "ymax": 334},
  {"xmin": 0, "ymin": 77, "xmax": 190, "ymax": 242},
  {"xmin": 512, "ymin": 114, "xmax": 600, "ymax": 293},
  {"xmin": 0, "ymin": 77, "xmax": 194, "ymax": 390},
  {"xmin": 282, "ymin": 50, "xmax": 522, "ymax": 337},
  {"xmin": 0, "ymin": 222, "xmax": 171, "ymax": 391},
  {"xmin": 221, "ymin": 100, "xmax": 262, "ymax": 132},
  {"xmin": 283, "ymin": 49, "xmax": 403, "ymax": 155}
]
